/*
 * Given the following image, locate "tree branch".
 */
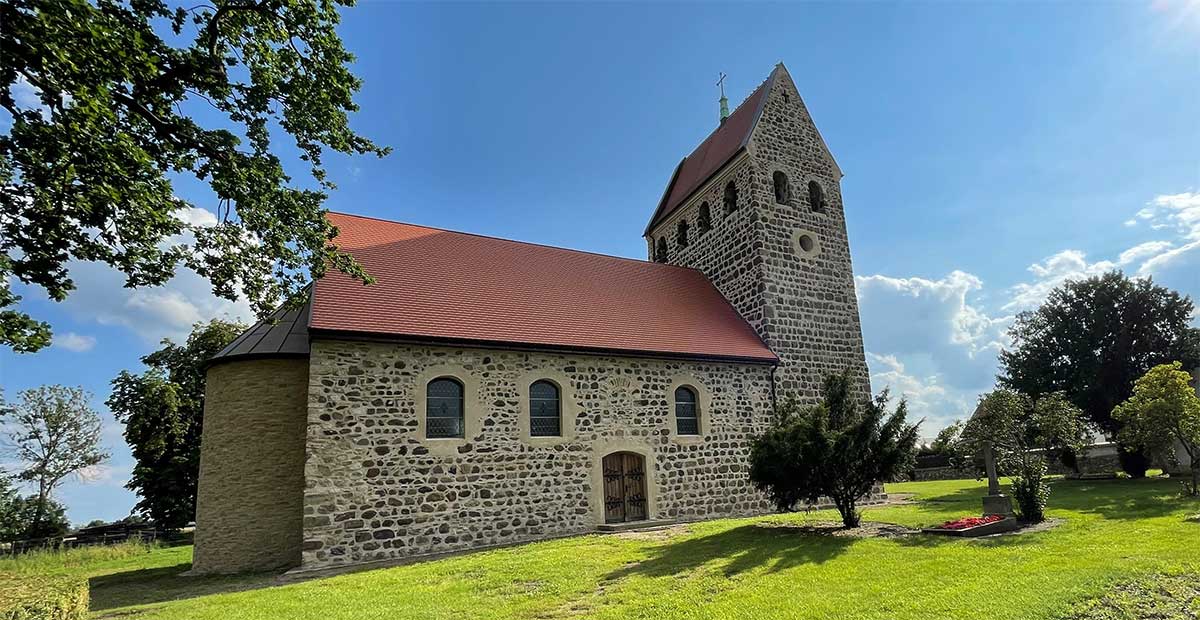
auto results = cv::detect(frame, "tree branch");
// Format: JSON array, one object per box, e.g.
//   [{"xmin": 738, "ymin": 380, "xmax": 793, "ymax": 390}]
[{"xmin": 205, "ymin": 1, "xmax": 276, "ymax": 58}]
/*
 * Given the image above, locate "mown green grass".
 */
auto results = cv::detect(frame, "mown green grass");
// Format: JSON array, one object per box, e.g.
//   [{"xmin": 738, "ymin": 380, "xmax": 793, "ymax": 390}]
[{"xmin": 4, "ymin": 477, "xmax": 1198, "ymax": 620}]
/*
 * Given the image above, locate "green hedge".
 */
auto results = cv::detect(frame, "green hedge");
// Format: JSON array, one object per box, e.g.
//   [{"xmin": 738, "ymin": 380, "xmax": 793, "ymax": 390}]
[{"xmin": 0, "ymin": 574, "xmax": 88, "ymax": 620}]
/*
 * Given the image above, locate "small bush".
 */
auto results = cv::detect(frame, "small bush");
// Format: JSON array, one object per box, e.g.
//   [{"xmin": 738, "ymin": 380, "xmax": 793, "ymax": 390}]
[
  {"xmin": 1010, "ymin": 460, "xmax": 1051, "ymax": 522},
  {"xmin": 0, "ymin": 574, "xmax": 88, "ymax": 620}
]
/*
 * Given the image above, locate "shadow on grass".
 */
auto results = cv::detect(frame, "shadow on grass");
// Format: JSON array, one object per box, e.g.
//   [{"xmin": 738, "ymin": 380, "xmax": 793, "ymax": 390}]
[
  {"xmin": 604, "ymin": 524, "xmax": 854, "ymax": 582},
  {"xmin": 89, "ymin": 562, "xmax": 284, "ymax": 614}
]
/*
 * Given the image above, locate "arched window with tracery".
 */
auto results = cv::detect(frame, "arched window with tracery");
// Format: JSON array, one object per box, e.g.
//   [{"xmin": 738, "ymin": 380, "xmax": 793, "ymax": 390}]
[
  {"xmin": 529, "ymin": 380, "xmax": 561, "ymax": 437},
  {"xmin": 675, "ymin": 386, "xmax": 699, "ymax": 436},
  {"xmin": 426, "ymin": 378, "xmax": 464, "ymax": 439}
]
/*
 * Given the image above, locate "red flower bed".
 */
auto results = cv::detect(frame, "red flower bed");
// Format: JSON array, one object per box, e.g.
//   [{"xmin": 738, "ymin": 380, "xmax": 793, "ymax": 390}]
[{"xmin": 936, "ymin": 515, "xmax": 1004, "ymax": 530}]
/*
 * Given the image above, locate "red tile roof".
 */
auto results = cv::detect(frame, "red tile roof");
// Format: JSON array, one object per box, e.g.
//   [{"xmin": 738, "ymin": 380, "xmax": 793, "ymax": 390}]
[
  {"xmin": 644, "ymin": 67, "xmax": 780, "ymax": 234},
  {"xmin": 311, "ymin": 213, "xmax": 777, "ymax": 363}
]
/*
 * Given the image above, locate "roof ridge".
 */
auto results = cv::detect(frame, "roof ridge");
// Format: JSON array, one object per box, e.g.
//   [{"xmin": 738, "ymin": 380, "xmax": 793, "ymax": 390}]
[{"xmin": 327, "ymin": 211, "xmax": 708, "ymax": 275}]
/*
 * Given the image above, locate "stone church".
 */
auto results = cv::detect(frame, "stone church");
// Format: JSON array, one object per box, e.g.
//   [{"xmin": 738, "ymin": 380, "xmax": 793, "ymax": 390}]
[{"xmin": 192, "ymin": 63, "xmax": 873, "ymax": 575}]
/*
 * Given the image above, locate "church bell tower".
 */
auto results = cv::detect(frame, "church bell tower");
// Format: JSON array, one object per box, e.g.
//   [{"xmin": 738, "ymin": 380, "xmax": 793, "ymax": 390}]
[{"xmin": 644, "ymin": 64, "xmax": 870, "ymax": 402}]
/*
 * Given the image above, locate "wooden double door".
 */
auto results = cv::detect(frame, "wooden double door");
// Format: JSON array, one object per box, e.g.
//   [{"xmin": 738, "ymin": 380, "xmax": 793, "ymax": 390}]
[{"xmin": 602, "ymin": 452, "xmax": 647, "ymax": 524}]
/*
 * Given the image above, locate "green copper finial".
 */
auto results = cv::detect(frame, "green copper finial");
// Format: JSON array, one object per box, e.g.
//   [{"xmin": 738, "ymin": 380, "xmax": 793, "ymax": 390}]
[{"xmin": 717, "ymin": 72, "xmax": 730, "ymax": 123}]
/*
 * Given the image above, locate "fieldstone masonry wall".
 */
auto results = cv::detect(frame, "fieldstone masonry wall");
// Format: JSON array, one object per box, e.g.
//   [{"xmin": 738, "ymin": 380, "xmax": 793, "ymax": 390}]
[
  {"xmin": 301, "ymin": 339, "xmax": 776, "ymax": 570},
  {"xmin": 193, "ymin": 358, "xmax": 308, "ymax": 574},
  {"xmin": 748, "ymin": 69, "xmax": 871, "ymax": 400}
]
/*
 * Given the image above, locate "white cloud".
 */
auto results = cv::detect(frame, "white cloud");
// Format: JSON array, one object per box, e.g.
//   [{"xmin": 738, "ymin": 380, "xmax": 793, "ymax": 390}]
[
  {"xmin": 1005, "ymin": 250, "xmax": 1117, "ymax": 312},
  {"xmin": 175, "ymin": 206, "xmax": 219, "ymax": 228},
  {"xmin": 1001, "ymin": 194, "xmax": 1200, "ymax": 313},
  {"xmin": 1145, "ymin": 192, "xmax": 1200, "ymax": 239},
  {"xmin": 59, "ymin": 260, "xmax": 254, "ymax": 343},
  {"xmin": 856, "ymin": 270, "xmax": 1008, "ymax": 432},
  {"xmin": 866, "ymin": 353, "xmax": 973, "ymax": 433},
  {"xmin": 5, "ymin": 76, "xmax": 71, "ymax": 119},
  {"xmin": 858, "ymin": 191, "xmax": 1200, "ymax": 433},
  {"xmin": 1137, "ymin": 240, "xmax": 1200, "ymax": 275},
  {"xmin": 19, "ymin": 206, "xmax": 257, "ymax": 344},
  {"xmin": 51, "ymin": 332, "xmax": 96, "ymax": 352},
  {"xmin": 1119, "ymin": 241, "xmax": 1175, "ymax": 266},
  {"xmin": 856, "ymin": 270, "xmax": 1009, "ymax": 359}
]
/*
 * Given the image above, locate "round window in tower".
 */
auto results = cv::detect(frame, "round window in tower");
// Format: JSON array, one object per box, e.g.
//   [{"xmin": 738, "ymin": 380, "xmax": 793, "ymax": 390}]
[{"xmin": 791, "ymin": 229, "xmax": 822, "ymax": 258}]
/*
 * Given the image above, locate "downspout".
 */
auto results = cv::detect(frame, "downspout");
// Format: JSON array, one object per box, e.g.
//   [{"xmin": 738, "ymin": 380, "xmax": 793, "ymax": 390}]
[{"xmin": 769, "ymin": 364, "xmax": 778, "ymax": 413}]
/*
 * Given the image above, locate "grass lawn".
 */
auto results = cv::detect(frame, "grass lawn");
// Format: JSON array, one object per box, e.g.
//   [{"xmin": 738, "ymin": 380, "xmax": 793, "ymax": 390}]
[{"xmin": 3, "ymin": 477, "xmax": 1198, "ymax": 619}]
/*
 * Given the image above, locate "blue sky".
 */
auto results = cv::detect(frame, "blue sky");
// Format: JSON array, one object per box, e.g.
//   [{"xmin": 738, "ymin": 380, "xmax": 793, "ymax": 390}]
[{"xmin": 3, "ymin": 1, "xmax": 1199, "ymax": 524}]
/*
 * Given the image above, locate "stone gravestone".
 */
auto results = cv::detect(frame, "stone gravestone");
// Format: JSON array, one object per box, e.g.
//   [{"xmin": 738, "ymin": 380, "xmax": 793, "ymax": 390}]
[{"xmin": 981, "ymin": 440, "xmax": 1014, "ymax": 517}]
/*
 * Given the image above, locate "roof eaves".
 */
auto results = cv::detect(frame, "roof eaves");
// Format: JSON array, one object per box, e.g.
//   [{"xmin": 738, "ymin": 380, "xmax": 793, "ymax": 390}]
[
  {"xmin": 205, "ymin": 286, "xmax": 313, "ymax": 368},
  {"xmin": 647, "ymin": 146, "xmax": 748, "ymax": 233},
  {"xmin": 643, "ymin": 158, "xmax": 685, "ymax": 237},
  {"xmin": 308, "ymin": 327, "xmax": 780, "ymax": 366}
]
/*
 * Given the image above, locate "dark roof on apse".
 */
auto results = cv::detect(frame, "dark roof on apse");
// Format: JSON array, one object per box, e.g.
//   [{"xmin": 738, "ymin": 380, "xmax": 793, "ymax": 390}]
[
  {"xmin": 307, "ymin": 212, "xmax": 777, "ymax": 363},
  {"xmin": 643, "ymin": 66, "xmax": 782, "ymax": 235},
  {"xmin": 209, "ymin": 292, "xmax": 311, "ymax": 364}
]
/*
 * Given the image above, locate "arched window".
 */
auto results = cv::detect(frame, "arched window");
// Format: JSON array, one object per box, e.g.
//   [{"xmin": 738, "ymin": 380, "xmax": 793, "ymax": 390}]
[
  {"xmin": 655, "ymin": 237, "xmax": 668, "ymax": 263},
  {"xmin": 698, "ymin": 202, "xmax": 712, "ymax": 233},
  {"xmin": 675, "ymin": 386, "xmax": 699, "ymax": 436},
  {"xmin": 773, "ymin": 171, "xmax": 791, "ymax": 205},
  {"xmin": 724, "ymin": 181, "xmax": 738, "ymax": 214},
  {"xmin": 529, "ymin": 380, "xmax": 561, "ymax": 437},
  {"xmin": 676, "ymin": 219, "xmax": 689, "ymax": 249},
  {"xmin": 808, "ymin": 181, "xmax": 826, "ymax": 213},
  {"xmin": 426, "ymin": 378, "xmax": 464, "ymax": 439}
]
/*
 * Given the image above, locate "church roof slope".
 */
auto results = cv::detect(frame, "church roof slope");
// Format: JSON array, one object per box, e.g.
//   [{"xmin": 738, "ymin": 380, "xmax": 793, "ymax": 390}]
[
  {"xmin": 310, "ymin": 212, "xmax": 778, "ymax": 363},
  {"xmin": 644, "ymin": 66, "xmax": 780, "ymax": 234}
]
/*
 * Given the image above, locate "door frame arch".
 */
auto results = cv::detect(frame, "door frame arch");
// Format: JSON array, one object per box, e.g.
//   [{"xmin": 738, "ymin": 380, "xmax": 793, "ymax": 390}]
[{"xmin": 589, "ymin": 441, "xmax": 658, "ymax": 526}]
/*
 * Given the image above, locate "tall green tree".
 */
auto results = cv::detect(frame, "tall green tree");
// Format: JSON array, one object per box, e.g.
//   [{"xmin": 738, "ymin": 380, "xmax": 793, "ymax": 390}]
[
  {"xmin": 749, "ymin": 370, "xmax": 921, "ymax": 528},
  {"xmin": 0, "ymin": 385, "xmax": 108, "ymax": 535},
  {"xmin": 108, "ymin": 319, "xmax": 244, "ymax": 527},
  {"xmin": 999, "ymin": 271, "xmax": 1200, "ymax": 477},
  {"xmin": 0, "ymin": 0, "xmax": 387, "ymax": 353},
  {"xmin": 961, "ymin": 389, "xmax": 1089, "ymax": 522},
  {"xmin": 1114, "ymin": 362, "xmax": 1200, "ymax": 496}
]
